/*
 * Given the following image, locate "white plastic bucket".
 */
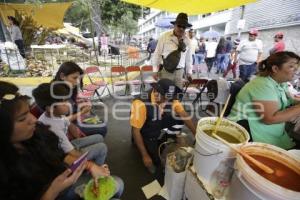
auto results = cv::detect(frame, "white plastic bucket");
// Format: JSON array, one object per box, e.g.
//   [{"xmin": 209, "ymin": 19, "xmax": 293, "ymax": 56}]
[
  {"xmin": 193, "ymin": 117, "xmax": 249, "ymax": 182},
  {"xmin": 228, "ymin": 143, "xmax": 300, "ymax": 200}
]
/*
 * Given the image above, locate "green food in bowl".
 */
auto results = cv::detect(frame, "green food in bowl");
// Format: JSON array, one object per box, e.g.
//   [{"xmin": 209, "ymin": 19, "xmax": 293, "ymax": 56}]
[{"xmin": 84, "ymin": 176, "xmax": 116, "ymax": 200}]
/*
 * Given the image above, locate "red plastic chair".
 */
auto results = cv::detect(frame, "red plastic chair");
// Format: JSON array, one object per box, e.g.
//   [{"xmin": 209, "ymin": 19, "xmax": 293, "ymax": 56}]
[
  {"xmin": 141, "ymin": 65, "xmax": 157, "ymax": 91},
  {"xmin": 111, "ymin": 65, "xmax": 127, "ymax": 95},
  {"xmin": 126, "ymin": 66, "xmax": 142, "ymax": 95},
  {"xmin": 84, "ymin": 66, "xmax": 110, "ymax": 97},
  {"xmin": 30, "ymin": 103, "xmax": 44, "ymax": 118}
]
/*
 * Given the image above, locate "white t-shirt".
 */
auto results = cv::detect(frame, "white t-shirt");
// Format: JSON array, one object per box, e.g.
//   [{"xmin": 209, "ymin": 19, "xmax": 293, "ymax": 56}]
[
  {"xmin": 39, "ymin": 112, "xmax": 74, "ymax": 153},
  {"xmin": 190, "ymin": 38, "xmax": 198, "ymax": 55},
  {"xmin": 205, "ymin": 41, "xmax": 218, "ymax": 58},
  {"xmin": 237, "ymin": 39, "xmax": 263, "ymax": 65}
]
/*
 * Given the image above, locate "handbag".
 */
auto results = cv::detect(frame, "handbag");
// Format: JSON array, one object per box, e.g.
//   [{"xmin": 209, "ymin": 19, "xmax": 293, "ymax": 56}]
[{"xmin": 162, "ymin": 39, "xmax": 186, "ymax": 73}]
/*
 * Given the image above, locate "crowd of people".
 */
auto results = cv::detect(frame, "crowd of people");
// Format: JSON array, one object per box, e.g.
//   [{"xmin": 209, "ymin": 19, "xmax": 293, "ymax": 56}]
[{"xmin": 144, "ymin": 12, "xmax": 300, "ymax": 161}]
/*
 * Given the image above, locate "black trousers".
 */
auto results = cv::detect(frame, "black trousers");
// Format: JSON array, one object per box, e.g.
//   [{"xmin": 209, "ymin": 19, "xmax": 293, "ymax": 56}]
[
  {"xmin": 205, "ymin": 57, "xmax": 215, "ymax": 72},
  {"xmin": 15, "ymin": 39, "xmax": 25, "ymax": 58}
]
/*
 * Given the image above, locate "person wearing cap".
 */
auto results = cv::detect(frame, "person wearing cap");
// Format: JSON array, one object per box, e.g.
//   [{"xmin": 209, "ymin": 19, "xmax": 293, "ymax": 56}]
[
  {"xmin": 234, "ymin": 28, "xmax": 263, "ymax": 82},
  {"xmin": 269, "ymin": 32, "xmax": 285, "ymax": 55},
  {"xmin": 152, "ymin": 13, "xmax": 193, "ymax": 89},
  {"xmin": 130, "ymin": 79, "xmax": 196, "ymax": 173},
  {"xmin": 7, "ymin": 16, "xmax": 25, "ymax": 58}
]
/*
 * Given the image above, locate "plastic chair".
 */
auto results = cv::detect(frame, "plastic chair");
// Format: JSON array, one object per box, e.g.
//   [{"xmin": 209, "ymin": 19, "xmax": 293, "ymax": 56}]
[
  {"xmin": 110, "ymin": 65, "xmax": 127, "ymax": 95},
  {"xmin": 141, "ymin": 65, "xmax": 157, "ymax": 91},
  {"xmin": 182, "ymin": 78, "xmax": 209, "ymax": 111},
  {"xmin": 30, "ymin": 103, "xmax": 44, "ymax": 118},
  {"xmin": 84, "ymin": 66, "xmax": 111, "ymax": 97},
  {"xmin": 126, "ymin": 66, "xmax": 142, "ymax": 95}
]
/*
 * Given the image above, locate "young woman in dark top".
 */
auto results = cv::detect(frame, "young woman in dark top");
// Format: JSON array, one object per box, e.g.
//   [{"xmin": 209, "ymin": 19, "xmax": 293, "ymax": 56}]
[
  {"xmin": 53, "ymin": 61, "xmax": 107, "ymax": 137},
  {"xmin": 0, "ymin": 81, "xmax": 86, "ymax": 200}
]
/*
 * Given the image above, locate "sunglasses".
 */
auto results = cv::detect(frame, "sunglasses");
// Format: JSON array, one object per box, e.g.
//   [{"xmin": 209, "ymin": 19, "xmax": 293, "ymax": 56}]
[
  {"xmin": 249, "ymin": 33, "xmax": 257, "ymax": 36},
  {"xmin": 176, "ymin": 24, "xmax": 187, "ymax": 29}
]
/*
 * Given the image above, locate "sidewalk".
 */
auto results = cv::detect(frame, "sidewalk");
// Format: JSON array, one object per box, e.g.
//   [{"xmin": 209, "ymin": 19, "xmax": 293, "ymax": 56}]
[{"xmin": 0, "ymin": 71, "xmax": 139, "ymax": 86}]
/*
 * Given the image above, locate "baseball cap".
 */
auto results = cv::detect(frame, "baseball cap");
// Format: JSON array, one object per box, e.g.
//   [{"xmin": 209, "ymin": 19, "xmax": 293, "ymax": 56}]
[
  {"xmin": 275, "ymin": 32, "xmax": 284, "ymax": 38},
  {"xmin": 151, "ymin": 79, "xmax": 181, "ymax": 100},
  {"xmin": 249, "ymin": 28, "xmax": 258, "ymax": 36}
]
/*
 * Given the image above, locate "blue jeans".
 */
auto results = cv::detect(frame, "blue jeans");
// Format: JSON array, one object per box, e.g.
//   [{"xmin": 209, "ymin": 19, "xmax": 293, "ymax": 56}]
[
  {"xmin": 71, "ymin": 134, "xmax": 107, "ymax": 165},
  {"xmin": 216, "ymin": 53, "xmax": 229, "ymax": 72},
  {"xmin": 239, "ymin": 63, "xmax": 257, "ymax": 82},
  {"xmin": 78, "ymin": 123, "xmax": 108, "ymax": 137},
  {"xmin": 194, "ymin": 53, "xmax": 205, "ymax": 65}
]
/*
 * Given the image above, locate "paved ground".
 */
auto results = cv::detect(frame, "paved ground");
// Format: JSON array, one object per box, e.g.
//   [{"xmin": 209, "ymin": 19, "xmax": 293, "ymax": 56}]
[
  {"xmin": 18, "ymin": 84, "xmax": 209, "ymax": 200},
  {"xmin": 13, "ymin": 62, "xmax": 236, "ymax": 200}
]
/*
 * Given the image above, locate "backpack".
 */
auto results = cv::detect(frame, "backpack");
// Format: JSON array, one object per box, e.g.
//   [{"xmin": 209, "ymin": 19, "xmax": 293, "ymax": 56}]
[{"xmin": 206, "ymin": 80, "xmax": 218, "ymax": 101}]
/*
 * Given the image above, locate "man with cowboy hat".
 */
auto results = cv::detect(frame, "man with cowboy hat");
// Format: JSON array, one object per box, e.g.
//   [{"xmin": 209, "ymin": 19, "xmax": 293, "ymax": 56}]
[
  {"xmin": 130, "ymin": 79, "xmax": 196, "ymax": 173},
  {"xmin": 152, "ymin": 13, "xmax": 193, "ymax": 89}
]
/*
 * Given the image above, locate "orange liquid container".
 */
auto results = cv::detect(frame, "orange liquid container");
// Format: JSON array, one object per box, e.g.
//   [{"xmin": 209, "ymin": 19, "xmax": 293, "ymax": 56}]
[
  {"xmin": 228, "ymin": 143, "xmax": 300, "ymax": 200},
  {"xmin": 246, "ymin": 155, "xmax": 300, "ymax": 192}
]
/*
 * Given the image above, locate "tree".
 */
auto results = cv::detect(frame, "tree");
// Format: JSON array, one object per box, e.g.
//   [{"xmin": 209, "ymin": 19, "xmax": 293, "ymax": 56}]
[
  {"xmin": 2, "ymin": 0, "xmax": 149, "ymax": 42},
  {"xmin": 64, "ymin": 0, "xmax": 144, "ymax": 36},
  {"xmin": 119, "ymin": 11, "xmax": 138, "ymax": 43}
]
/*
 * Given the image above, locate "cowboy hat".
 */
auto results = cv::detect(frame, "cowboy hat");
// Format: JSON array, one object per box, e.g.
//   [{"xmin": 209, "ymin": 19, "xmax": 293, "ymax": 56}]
[{"xmin": 171, "ymin": 13, "xmax": 192, "ymax": 28}]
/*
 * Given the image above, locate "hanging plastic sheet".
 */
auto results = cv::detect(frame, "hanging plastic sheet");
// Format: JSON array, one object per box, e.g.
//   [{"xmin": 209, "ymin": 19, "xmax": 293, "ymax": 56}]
[{"xmin": 122, "ymin": 0, "xmax": 256, "ymax": 15}]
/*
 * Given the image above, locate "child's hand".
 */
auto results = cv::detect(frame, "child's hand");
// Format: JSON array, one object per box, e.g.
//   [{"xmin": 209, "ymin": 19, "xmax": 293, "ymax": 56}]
[
  {"xmin": 80, "ymin": 105, "xmax": 92, "ymax": 115},
  {"xmin": 89, "ymin": 163, "xmax": 110, "ymax": 180}
]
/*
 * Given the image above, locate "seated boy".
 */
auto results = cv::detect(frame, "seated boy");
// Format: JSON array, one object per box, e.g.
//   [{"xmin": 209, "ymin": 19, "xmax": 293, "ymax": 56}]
[
  {"xmin": 33, "ymin": 82, "xmax": 107, "ymax": 165},
  {"xmin": 130, "ymin": 79, "xmax": 196, "ymax": 173}
]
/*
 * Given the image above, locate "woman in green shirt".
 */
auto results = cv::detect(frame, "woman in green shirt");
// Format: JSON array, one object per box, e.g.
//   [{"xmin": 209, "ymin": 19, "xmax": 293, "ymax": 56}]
[{"xmin": 229, "ymin": 51, "xmax": 300, "ymax": 149}]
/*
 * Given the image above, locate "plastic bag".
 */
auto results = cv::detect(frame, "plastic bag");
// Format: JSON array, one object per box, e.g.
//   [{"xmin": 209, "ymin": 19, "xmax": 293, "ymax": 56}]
[{"xmin": 164, "ymin": 149, "xmax": 192, "ymax": 200}]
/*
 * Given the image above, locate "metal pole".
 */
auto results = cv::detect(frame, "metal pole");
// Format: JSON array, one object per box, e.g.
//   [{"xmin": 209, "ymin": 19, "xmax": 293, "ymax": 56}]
[
  {"xmin": 141, "ymin": 6, "xmax": 144, "ymax": 47},
  {"xmin": 237, "ymin": 5, "xmax": 245, "ymax": 39},
  {"xmin": 87, "ymin": 0, "xmax": 99, "ymax": 65}
]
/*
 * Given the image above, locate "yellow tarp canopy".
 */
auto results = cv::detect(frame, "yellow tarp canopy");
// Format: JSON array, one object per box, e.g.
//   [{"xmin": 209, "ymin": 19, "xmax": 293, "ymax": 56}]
[
  {"xmin": 0, "ymin": 2, "xmax": 72, "ymax": 29},
  {"xmin": 122, "ymin": 0, "xmax": 256, "ymax": 15}
]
